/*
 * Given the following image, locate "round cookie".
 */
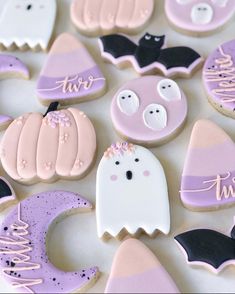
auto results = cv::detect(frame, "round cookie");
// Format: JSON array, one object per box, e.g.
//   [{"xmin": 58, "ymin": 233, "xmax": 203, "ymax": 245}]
[
  {"xmin": 96, "ymin": 142, "xmax": 170, "ymax": 240},
  {"xmin": 70, "ymin": 0, "xmax": 154, "ymax": 37},
  {"xmin": 111, "ymin": 76, "xmax": 188, "ymax": 146},
  {"xmin": 0, "ymin": 103, "xmax": 97, "ymax": 184},
  {"xmin": 203, "ymin": 39, "xmax": 235, "ymax": 119},
  {"xmin": 0, "ymin": 190, "xmax": 99, "ymax": 293},
  {"xmin": 165, "ymin": 0, "xmax": 235, "ymax": 36}
]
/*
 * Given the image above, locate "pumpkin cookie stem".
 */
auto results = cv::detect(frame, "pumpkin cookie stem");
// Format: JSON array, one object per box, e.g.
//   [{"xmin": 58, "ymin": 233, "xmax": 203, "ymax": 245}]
[{"xmin": 43, "ymin": 101, "xmax": 59, "ymax": 117}]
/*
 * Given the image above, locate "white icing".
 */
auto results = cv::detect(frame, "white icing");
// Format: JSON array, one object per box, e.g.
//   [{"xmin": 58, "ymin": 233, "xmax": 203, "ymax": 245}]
[
  {"xmin": 143, "ymin": 104, "xmax": 167, "ymax": 131},
  {"xmin": 176, "ymin": 0, "xmax": 192, "ymax": 4},
  {"xmin": 0, "ymin": 0, "xmax": 56, "ymax": 50},
  {"xmin": 191, "ymin": 3, "xmax": 213, "ymax": 25},
  {"xmin": 96, "ymin": 144, "xmax": 170, "ymax": 238},
  {"xmin": 117, "ymin": 90, "xmax": 140, "ymax": 116},
  {"xmin": 211, "ymin": 0, "xmax": 229, "ymax": 7},
  {"xmin": 157, "ymin": 79, "xmax": 181, "ymax": 102}
]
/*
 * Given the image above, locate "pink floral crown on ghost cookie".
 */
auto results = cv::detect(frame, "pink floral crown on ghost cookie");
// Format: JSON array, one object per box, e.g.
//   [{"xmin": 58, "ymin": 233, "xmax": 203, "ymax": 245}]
[{"xmin": 104, "ymin": 142, "xmax": 135, "ymax": 158}]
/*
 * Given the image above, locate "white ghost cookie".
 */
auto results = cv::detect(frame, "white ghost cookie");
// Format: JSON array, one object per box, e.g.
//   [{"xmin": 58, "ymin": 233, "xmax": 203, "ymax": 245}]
[
  {"xmin": 0, "ymin": 0, "xmax": 57, "ymax": 51},
  {"xmin": 96, "ymin": 142, "xmax": 170, "ymax": 240}
]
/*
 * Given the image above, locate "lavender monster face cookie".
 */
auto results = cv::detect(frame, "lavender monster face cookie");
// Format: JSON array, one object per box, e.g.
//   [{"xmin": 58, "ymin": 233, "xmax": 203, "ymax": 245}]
[
  {"xmin": 203, "ymin": 39, "xmax": 235, "ymax": 119},
  {"xmin": 111, "ymin": 76, "xmax": 188, "ymax": 146}
]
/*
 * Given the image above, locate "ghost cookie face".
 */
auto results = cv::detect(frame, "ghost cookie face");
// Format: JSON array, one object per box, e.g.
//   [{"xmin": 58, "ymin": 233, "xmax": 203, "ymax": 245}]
[
  {"xmin": 203, "ymin": 39, "xmax": 235, "ymax": 119},
  {"xmin": 111, "ymin": 76, "xmax": 187, "ymax": 146},
  {"xmin": 165, "ymin": 0, "xmax": 235, "ymax": 36},
  {"xmin": 0, "ymin": 0, "xmax": 57, "ymax": 51},
  {"xmin": 96, "ymin": 142, "xmax": 170, "ymax": 240}
]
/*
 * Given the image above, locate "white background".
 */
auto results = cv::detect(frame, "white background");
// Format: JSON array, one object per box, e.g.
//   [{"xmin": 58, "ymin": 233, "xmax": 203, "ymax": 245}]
[{"xmin": 0, "ymin": 0, "xmax": 235, "ymax": 293}]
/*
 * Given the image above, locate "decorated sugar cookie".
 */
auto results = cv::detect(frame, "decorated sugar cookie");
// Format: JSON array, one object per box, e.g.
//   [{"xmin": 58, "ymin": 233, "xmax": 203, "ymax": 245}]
[
  {"xmin": 71, "ymin": 0, "xmax": 154, "ymax": 37},
  {"xmin": 106, "ymin": 238, "xmax": 179, "ymax": 293},
  {"xmin": 0, "ymin": 54, "xmax": 30, "ymax": 130},
  {"xmin": 111, "ymin": 76, "xmax": 187, "ymax": 146},
  {"xmin": 96, "ymin": 142, "xmax": 170, "ymax": 240},
  {"xmin": 203, "ymin": 39, "xmax": 235, "ymax": 119},
  {"xmin": 0, "ymin": 177, "xmax": 17, "ymax": 212},
  {"xmin": 37, "ymin": 33, "xmax": 106, "ymax": 105},
  {"xmin": 0, "ymin": 189, "xmax": 99, "ymax": 293},
  {"xmin": 165, "ymin": 0, "xmax": 235, "ymax": 36},
  {"xmin": 181, "ymin": 119, "xmax": 235, "ymax": 211},
  {"xmin": 0, "ymin": 0, "xmax": 56, "ymax": 51},
  {"xmin": 0, "ymin": 103, "xmax": 96, "ymax": 184},
  {"xmin": 175, "ymin": 220, "xmax": 235, "ymax": 273},
  {"xmin": 99, "ymin": 33, "xmax": 204, "ymax": 77}
]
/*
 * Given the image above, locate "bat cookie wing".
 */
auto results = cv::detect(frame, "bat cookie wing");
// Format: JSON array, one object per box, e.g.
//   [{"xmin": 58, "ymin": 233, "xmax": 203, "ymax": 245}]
[
  {"xmin": 175, "ymin": 229, "xmax": 235, "ymax": 273},
  {"xmin": 99, "ymin": 34, "xmax": 137, "ymax": 59},
  {"xmin": 0, "ymin": 177, "xmax": 17, "ymax": 212}
]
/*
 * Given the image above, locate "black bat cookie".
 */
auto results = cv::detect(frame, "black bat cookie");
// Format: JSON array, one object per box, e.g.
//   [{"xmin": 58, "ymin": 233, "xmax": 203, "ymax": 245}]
[
  {"xmin": 175, "ymin": 225, "xmax": 235, "ymax": 272},
  {"xmin": 0, "ymin": 177, "xmax": 16, "ymax": 212},
  {"xmin": 99, "ymin": 33, "xmax": 204, "ymax": 77}
]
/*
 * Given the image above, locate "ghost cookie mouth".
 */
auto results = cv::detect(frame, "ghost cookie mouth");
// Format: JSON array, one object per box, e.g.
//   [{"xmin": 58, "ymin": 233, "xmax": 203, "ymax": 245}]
[{"xmin": 126, "ymin": 170, "xmax": 133, "ymax": 180}]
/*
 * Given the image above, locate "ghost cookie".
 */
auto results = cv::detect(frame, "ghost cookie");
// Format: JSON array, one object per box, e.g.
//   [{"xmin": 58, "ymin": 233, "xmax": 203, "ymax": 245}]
[
  {"xmin": 111, "ymin": 76, "xmax": 187, "ymax": 146},
  {"xmin": 165, "ymin": 0, "xmax": 235, "ymax": 36},
  {"xmin": 96, "ymin": 142, "xmax": 170, "ymax": 240},
  {"xmin": 0, "ymin": 0, "xmax": 57, "ymax": 51},
  {"xmin": 70, "ymin": 0, "xmax": 154, "ymax": 37},
  {"xmin": 105, "ymin": 238, "xmax": 179, "ymax": 293},
  {"xmin": 0, "ymin": 189, "xmax": 99, "ymax": 293},
  {"xmin": 37, "ymin": 33, "xmax": 106, "ymax": 106},
  {"xmin": 181, "ymin": 119, "xmax": 235, "ymax": 211},
  {"xmin": 99, "ymin": 33, "xmax": 204, "ymax": 77},
  {"xmin": 0, "ymin": 103, "xmax": 97, "ymax": 184},
  {"xmin": 203, "ymin": 39, "xmax": 235, "ymax": 119}
]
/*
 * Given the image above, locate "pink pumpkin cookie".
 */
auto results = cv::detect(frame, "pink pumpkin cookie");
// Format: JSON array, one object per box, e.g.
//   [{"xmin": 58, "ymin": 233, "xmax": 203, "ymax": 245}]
[
  {"xmin": 165, "ymin": 0, "xmax": 235, "ymax": 36},
  {"xmin": 106, "ymin": 238, "xmax": 179, "ymax": 293},
  {"xmin": 70, "ymin": 0, "xmax": 154, "ymax": 37},
  {"xmin": 203, "ymin": 39, "xmax": 235, "ymax": 119},
  {"xmin": 181, "ymin": 119, "xmax": 235, "ymax": 211},
  {"xmin": 37, "ymin": 33, "xmax": 106, "ymax": 105},
  {"xmin": 0, "ymin": 189, "xmax": 99, "ymax": 293},
  {"xmin": 0, "ymin": 103, "xmax": 96, "ymax": 184},
  {"xmin": 96, "ymin": 142, "xmax": 170, "ymax": 240},
  {"xmin": 111, "ymin": 76, "xmax": 187, "ymax": 146}
]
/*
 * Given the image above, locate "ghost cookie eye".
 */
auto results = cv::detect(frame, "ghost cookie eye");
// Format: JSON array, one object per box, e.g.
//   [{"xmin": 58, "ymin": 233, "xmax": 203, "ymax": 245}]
[
  {"xmin": 115, "ymin": 161, "xmax": 120, "ymax": 165},
  {"xmin": 135, "ymin": 158, "xmax": 139, "ymax": 162}
]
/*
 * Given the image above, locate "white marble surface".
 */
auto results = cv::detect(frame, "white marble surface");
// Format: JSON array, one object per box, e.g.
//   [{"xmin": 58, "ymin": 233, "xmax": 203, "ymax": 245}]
[{"xmin": 0, "ymin": 0, "xmax": 235, "ymax": 293}]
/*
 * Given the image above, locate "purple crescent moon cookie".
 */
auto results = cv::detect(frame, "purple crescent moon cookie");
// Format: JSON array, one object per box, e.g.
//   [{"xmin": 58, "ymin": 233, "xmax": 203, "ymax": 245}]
[
  {"xmin": 165, "ymin": 0, "xmax": 235, "ymax": 36},
  {"xmin": 181, "ymin": 119, "xmax": 235, "ymax": 211},
  {"xmin": 203, "ymin": 39, "xmax": 235, "ymax": 119},
  {"xmin": 0, "ymin": 190, "xmax": 99, "ymax": 293},
  {"xmin": 37, "ymin": 33, "xmax": 106, "ymax": 106},
  {"xmin": 111, "ymin": 76, "xmax": 188, "ymax": 146}
]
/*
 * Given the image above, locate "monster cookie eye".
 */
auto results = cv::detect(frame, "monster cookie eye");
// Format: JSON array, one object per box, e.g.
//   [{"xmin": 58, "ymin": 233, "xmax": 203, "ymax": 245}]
[
  {"xmin": 157, "ymin": 79, "xmax": 181, "ymax": 101},
  {"xmin": 117, "ymin": 90, "xmax": 140, "ymax": 116},
  {"xmin": 143, "ymin": 104, "xmax": 167, "ymax": 131}
]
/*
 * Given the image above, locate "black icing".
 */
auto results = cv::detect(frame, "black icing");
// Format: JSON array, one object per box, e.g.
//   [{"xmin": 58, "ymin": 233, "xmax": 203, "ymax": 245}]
[
  {"xmin": 231, "ymin": 226, "xmax": 235, "ymax": 240},
  {"xmin": 43, "ymin": 102, "xmax": 59, "ymax": 117},
  {"xmin": 100, "ymin": 33, "xmax": 201, "ymax": 69},
  {"xmin": 126, "ymin": 170, "xmax": 133, "ymax": 180},
  {"xmin": 0, "ymin": 179, "xmax": 12, "ymax": 199},
  {"xmin": 175, "ymin": 229, "xmax": 235, "ymax": 270}
]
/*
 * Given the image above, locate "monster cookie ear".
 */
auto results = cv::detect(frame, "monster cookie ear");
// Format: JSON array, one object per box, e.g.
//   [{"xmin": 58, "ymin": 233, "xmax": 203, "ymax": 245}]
[
  {"xmin": 157, "ymin": 79, "xmax": 181, "ymax": 102},
  {"xmin": 143, "ymin": 104, "xmax": 167, "ymax": 131},
  {"xmin": 117, "ymin": 90, "xmax": 140, "ymax": 116}
]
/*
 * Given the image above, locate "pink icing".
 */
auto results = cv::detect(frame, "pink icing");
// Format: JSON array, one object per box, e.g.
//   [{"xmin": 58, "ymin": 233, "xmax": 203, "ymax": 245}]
[
  {"xmin": 111, "ymin": 76, "xmax": 188, "ymax": 145},
  {"xmin": 0, "ymin": 108, "xmax": 96, "ymax": 183},
  {"xmin": 143, "ymin": 170, "xmax": 150, "ymax": 177},
  {"xmin": 165, "ymin": 0, "xmax": 235, "ymax": 34},
  {"xmin": 71, "ymin": 0, "xmax": 154, "ymax": 36},
  {"xmin": 110, "ymin": 175, "xmax": 118, "ymax": 181}
]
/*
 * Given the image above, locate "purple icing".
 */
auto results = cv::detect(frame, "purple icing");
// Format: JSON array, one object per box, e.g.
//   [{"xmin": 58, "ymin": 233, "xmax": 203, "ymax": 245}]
[
  {"xmin": 0, "ymin": 191, "xmax": 98, "ymax": 293},
  {"xmin": 0, "ymin": 115, "xmax": 12, "ymax": 125},
  {"xmin": 181, "ymin": 170, "xmax": 235, "ymax": 209},
  {"xmin": 203, "ymin": 39, "xmax": 235, "ymax": 112},
  {"xmin": 0, "ymin": 54, "xmax": 29, "ymax": 78},
  {"xmin": 37, "ymin": 66, "xmax": 106, "ymax": 100}
]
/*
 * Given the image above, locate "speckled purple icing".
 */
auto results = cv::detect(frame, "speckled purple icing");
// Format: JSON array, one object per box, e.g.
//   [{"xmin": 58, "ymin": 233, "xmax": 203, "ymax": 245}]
[
  {"xmin": 203, "ymin": 39, "xmax": 235, "ymax": 113},
  {"xmin": 0, "ymin": 54, "xmax": 29, "ymax": 78},
  {"xmin": 0, "ymin": 115, "xmax": 12, "ymax": 125},
  {"xmin": 0, "ymin": 190, "xmax": 98, "ymax": 293}
]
